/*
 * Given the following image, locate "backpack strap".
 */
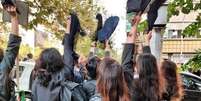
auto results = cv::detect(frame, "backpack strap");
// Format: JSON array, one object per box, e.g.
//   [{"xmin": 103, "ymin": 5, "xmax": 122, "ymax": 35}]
[
  {"xmin": 59, "ymin": 81, "xmax": 80, "ymax": 101},
  {"xmin": 63, "ymin": 81, "xmax": 79, "ymax": 90}
]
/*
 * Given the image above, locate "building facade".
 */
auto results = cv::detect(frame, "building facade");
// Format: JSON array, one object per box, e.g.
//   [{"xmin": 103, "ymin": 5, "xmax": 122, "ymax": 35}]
[{"xmin": 162, "ymin": 11, "xmax": 201, "ymax": 64}]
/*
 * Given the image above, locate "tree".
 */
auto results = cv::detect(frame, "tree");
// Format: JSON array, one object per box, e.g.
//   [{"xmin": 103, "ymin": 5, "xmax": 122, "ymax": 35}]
[
  {"xmin": 168, "ymin": 0, "xmax": 201, "ymax": 37},
  {"xmin": 26, "ymin": 0, "xmax": 98, "ymax": 39},
  {"xmin": 0, "ymin": 33, "xmax": 33, "ymax": 60},
  {"xmin": 182, "ymin": 49, "xmax": 201, "ymax": 72}
]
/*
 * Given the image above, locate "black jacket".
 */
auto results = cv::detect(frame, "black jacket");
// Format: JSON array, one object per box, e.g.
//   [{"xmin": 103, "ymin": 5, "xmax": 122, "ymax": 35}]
[
  {"xmin": 0, "ymin": 34, "xmax": 21, "ymax": 100},
  {"xmin": 121, "ymin": 44, "xmax": 135, "ymax": 100},
  {"xmin": 83, "ymin": 79, "xmax": 96, "ymax": 100}
]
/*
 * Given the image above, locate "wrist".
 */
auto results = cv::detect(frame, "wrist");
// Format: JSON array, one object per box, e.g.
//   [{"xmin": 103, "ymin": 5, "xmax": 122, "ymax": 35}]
[
  {"xmin": 11, "ymin": 16, "xmax": 18, "ymax": 22},
  {"xmin": 11, "ymin": 14, "xmax": 18, "ymax": 19}
]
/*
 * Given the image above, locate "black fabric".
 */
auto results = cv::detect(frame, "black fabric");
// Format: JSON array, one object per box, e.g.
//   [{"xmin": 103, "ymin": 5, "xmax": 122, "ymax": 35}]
[
  {"xmin": 71, "ymin": 85, "xmax": 87, "ymax": 101},
  {"xmin": 140, "ymin": 0, "xmax": 151, "ymax": 13},
  {"xmin": 0, "ymin": 34, "xmax": 21, "ymax": 101},
  {"xmin": 83, "ymin": 80, "xmax": 96, "ymax": 100},
  {"xmin": 32, "ymin": 75, "xmax": 87, "ymax": 101},
  {"xmin": 127, "ymin": 0, "xmax": 142, "ymax": 13},
  {"xmin": 147, "ymin": 0, "xmax": 166, "ymax": 31},
  {"xmin": 121, "ymin": 44, "xmax": 135, "ymax": 100},
  {"xmin": 127, "ymin": 0, "xmax": 151, "ymax": 13},
  {"xmin": 62, "ymin": 34, "xmax": 74, "ymax": 80},
  {"xmin": 94, "ymin": 13, "xmax": 103, "ymax": 41},
  {"xmin": 60, "ymin": 81, "xmax": 87, "ymax": 101},
  {"xmin": 97, "ymin": 16, "xmax": 119, "ymax": 43},
  {"xmin": 70, "ymin": 13, "xmax": 81, "ymax": 37}
]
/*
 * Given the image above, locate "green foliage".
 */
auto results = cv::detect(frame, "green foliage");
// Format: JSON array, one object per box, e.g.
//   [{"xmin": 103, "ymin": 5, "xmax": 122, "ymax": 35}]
[
  {"xmin": 26, "ymin": 0, "xmax": 100, "ymax": 56},
  {"xmin": 168, "ymin": 0, "xmax": 201, "ymax": 37},
  {"xmin": 75, "ymin": 35, "xmax": 92, "ymax": 56},
  {"xmin": 182, "ymin": 49, "xmax": 201, "ymax": 72},
  {"xmin": 0, "ymin": 34, "xmax": 33, "ymax": 60},
  {"xmin": 183, "ymin": 13, "xmax": 201, "ymax": 37},
  {"xmin": 75, "ymin": 35, "xmax": 119, "ymax": 59},
  {"xmin": 19, "ymin": 44, "xmax": 33, "ymax": 60},
  {"xmin": 138, "ymin": 20, "xmax": 148, "ymax": 32},
  {"xmin": 26, "ymin": 0, "xmax": 98, "ymax": 39}
]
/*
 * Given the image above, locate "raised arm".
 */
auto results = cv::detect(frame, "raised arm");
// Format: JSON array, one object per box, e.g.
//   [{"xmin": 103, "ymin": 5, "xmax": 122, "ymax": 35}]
[
  {"xmin": 0, "ymin": 6, "xmax": 21, "ymax": 100},
  {"xmin": 143, "ymin": 31, "xmax": 152, "ymax": 53},
  {"xmin": 63, "ymin": 16, "xmax": 74, "ymax": 70},
  {"xmin": 0, "ymin": 6, "xmax": 21, "ymax": 70},
  {"xmin": 121, "ymin": 14, "xmax": 141, "ymax": 89},
  {"xmin": 121, "ymin": 15, "xmax": 141, "ymax": 70},
  {"xmin": 104, "ymin": 40, "xmax": 111, "ymax": 58}
]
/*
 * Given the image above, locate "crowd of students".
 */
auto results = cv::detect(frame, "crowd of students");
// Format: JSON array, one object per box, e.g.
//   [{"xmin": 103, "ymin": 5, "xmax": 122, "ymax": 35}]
[{"xmin": 0, "ymin": 5, "xmax": 184, "ymax": 101}]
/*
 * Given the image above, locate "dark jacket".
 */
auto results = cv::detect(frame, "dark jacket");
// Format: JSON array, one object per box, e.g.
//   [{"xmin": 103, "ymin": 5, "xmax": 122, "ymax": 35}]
[
  {"xmin": 32, "ymin": 70, "xmax": 87, "ymax": 101},
  {"xmin": 121, "ymin": 43, "xmax": 151, "ymax": 101},
  {"xmin": 121, "ymin": 43, "xmax": 135, "ymax": 100},
  {"xmin": 0, "ymin": 34, "xmax": 21, "ymax": 100},
  {"xmin": 83, "ymin": 80, "xmax": 96, "ymax": 100}
]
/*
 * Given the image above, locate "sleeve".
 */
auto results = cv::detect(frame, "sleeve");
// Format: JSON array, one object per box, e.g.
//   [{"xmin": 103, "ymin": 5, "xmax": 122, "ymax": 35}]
[
  {"xmin": 31, "ymin": 79, "xmax": 38, "ymax": 101},
  {"xmin": 121, "ymin": 43, "xmax": 135, "ymax": 72},
  {"xmin": 143, "ymin": 46, "xmax": 151, "ymax": 53},
  {"xmin": 63, "ymin": 34, "xmax": 74, "ymax": 70},
  {"xmin": 0, "ymin": 34, "xmax": 21, "ymax": 71},
  {"xmin": 121, "ymin": 43, "xmax": 135, "ymax": 89}
]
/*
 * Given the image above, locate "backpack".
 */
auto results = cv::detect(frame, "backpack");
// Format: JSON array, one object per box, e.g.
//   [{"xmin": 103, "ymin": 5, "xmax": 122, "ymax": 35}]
[
  {"xmin": 59, "ymin": 81, "xmax": 79, "ymax": 101},
  {"xmin": 87, "ymin": 80, "xmax": 101, "ymax": 101}
]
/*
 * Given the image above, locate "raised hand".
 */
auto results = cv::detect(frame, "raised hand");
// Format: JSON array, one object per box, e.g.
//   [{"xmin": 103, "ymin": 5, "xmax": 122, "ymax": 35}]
[
  {"xmin": 4, "ymin": 5, "xmax": 17, "ymax": 17},
  {"xmin": 132, "ymin": 15, "xmax": 141, "ymax": 26},
  {"xmin": 105, "ymin": 40, "xmax": 110, "ymax": 51},
  {"xmin": 126, "ymin": 14, "xmax": 141, "ymax": 43},
  {"xmin": 145, "ymin": 31, "xmax": 152, "ymax": 45},
  {"xmin": 4, "ymin": 5, "xmax": 19, "ymax": 35},
  {"xmin": 66, "ymin": 16, "xmax": 71, "ymax": 34}
]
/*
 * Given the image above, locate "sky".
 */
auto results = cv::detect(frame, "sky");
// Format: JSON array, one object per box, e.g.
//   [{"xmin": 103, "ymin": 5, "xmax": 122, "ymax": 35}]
[{"xmin": 97, "ymin": 0, "xmax": 127, "ymax": 54}]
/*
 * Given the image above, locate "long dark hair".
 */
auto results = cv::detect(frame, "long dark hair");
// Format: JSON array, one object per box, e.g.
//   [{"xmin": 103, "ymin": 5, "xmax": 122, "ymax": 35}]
[
  {"xmin": 135, "ymin": 53, "xmax": 162, "ymax": 101},
  {"xmin": 86, "ymin": 56, "xmax": 101, "ymax": 80},
  {"xmin": 161, "ymin": 59, "xmax": 183, "ymax": 101},
  {"xmin": 34, "ymin": 48, "xmax": 64, "ymax": 87},
  {"xmin": 97, "ymin": 58, "xmax": 130, "ymax": 101}
]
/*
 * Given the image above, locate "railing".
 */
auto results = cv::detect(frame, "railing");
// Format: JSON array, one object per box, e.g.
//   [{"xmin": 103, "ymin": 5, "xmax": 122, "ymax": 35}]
[{"xmin": 162, "ymin": 38, "xmax": 201, "ymax": 53}]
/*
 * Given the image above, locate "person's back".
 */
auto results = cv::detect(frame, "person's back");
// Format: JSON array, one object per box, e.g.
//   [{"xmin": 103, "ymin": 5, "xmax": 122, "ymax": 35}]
[{"xmin": 31, "ymin": 48, "xmax": 87, "ymax": 101}]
